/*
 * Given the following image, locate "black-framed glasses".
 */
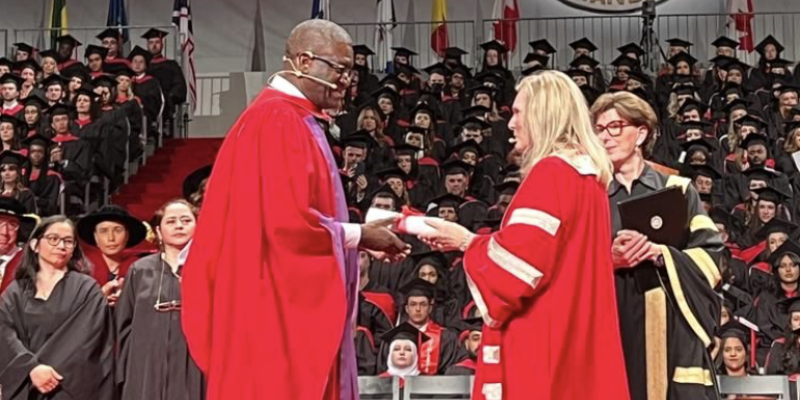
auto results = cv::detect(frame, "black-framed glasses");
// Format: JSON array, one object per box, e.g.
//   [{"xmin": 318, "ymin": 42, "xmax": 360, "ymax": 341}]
[
  {"xmin": 596, "ymin": 120, "xmax": 635, "ymax": 137},
  {"xmin": 305, "ymin": 52, "xmax": 352, "ymax": 78},
  {"xmin": 154, "ymin": 256, "xmax": 182, "ymax": 312},
  {"xmin": 43, "ymin": 234, "xmax": 76, "ymax": 249}
]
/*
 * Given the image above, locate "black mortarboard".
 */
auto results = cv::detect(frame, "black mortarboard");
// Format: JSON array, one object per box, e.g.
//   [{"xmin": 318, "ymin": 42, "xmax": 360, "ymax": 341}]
[
  {"xmin": 713, "ymin": 36, "xmax": 740, "ymax": 49},
  {"xmin": 449, "ymin": 64, "xmax": 472, "ymax": 79},
  {"xmin": 380, "ymin": 322, "xmax": 430, "ymax": 344},
  {"xmin": 55, "ymin": 34, "xmax": 82, "ymax": 47},
  {"xmin": 569, "ymin": 37, "xmax": 597, "ymax": 52},
  {"xmin": 444, "ymin": 47, "xmax": 468, "ymax": 60},
  {"xmin": 521, "ymin": 65, "xmax": 544, "ymax": 77},
  {"xmin": 0, "ymin": 115, "xmax": 21, "ymax": 130},
  {"xmin": 523, "ymin": 53, "xmax": 550, "ymax": 66},
  {"xmin": 0, "ymin": 73, "xmax": 24, "ymax": 90},
  {"xmin": 723, "ymin": 98, "xmax": 749, "ymax": 114},
  {"xmin": 92, "ymin": 74, "xmax": 117, "ymax": 89},
  {"xmin": 473, "ymin": 71, "xmax": 503, "ymax": 86},
  {"xmin": 60, "ymin": 65, "xmax": 90, "ymax": 82},
  {"xmin": 395, "ymin": 63, "xmax": 419, "ymax": 77},
  {"xmin": 410, "ymin": 102, "xmax": 435, "ymax": 119},
  {"xmin": 710, "ymin": 55, "xmax": 736, "ymax": 68},
  {"xmin": 450, "ymin": 139, "xmax": 484, "ymax": 159},
  {"xmin": 669, "ymin": 52, "xmax": 698, "ymax": 68},
  {"xmin": 182, "ymin": 165, "xmax": 213, "ymax": 199},
  {"xmin": 671, "ymin": 84, "xmax": 697, "ymax": 97},
  {"xmin": 565, "ymin": 69, "xmax": 593, "ymax": 80},
  {"xmin": 738, "ymin": 115, "xmax": 765, "ymax": 130},
  {"xmin": 423, "ymin": 62, "xmax": 449, "ymax": 76},
  {"xmin": 391, "ymin": 47, "xmax": 418, "ymax": 57},
  {"xmin": 481, "ymin": 40, "xmax": 508, "ymax": 55},
  {"xmin": 718, "ymin": 320, "xmax": 750, "ymax": 345},
  {"xmin": 22, "ymin": 94, "xmax": 48, "ymax": 110},
  {"xmin": 569, "ymin": 54, "xmax": 600, "ymax": 69},
  {"xmin": 784, "ymin": 121, "xmax": 800, "ymax": 136},
  {"xmin": 528, "ymin": 39, "xmax": 556, "ymax": 54},
  {"xmin": 21, "ymin": 133, "xmax": 52, "ymax": 149},
  {"xmin": 371, "ymin": 87, "xmax": 398, "ymax": 103},
  {"xmin": 778, "ymin": 296, "xmax": 800, "ymax": 315},
  {"xmin": 430, "ymin": 193, "xmax": 466, "ymax": 208},
  {"xmin": 756, "ymin": 218, "xmax": 798, "ymax": 242},
  {"xmin": 678, "ymin": 98, "xmax": 707, "ymax": 115},
  {"xmin": 0, "ymin": 59, "xmax": 13, "ymax": 69},
  {"xmin": 467, "ymin": 84, "xmax": 498, "ymax": 100},
  {"xmin": 463, "ymin": 317, "xmax": 484, "ymax": 333},
  {"xmin": 721, "ymin": 59, "xmax": 750, "ymax": 73},
  {"xmin": 342, "ymin": 130, "xmax": 378, "ymax": 150},
  {"xmin": 48, "ymin": 103, "xmax": 74, "ymax": 117},
  {"xmin": 393, "ymin": 143, "xmax": 421, "ymax": 156},
  {"xmin": 494, "ymin": 180, "xmax": 519, "ymax": 195},
  {"xmin": 617, "ymin": 42, "xmax": 645, "ymax": 57},
  {"xmin": 14, "ymin": 59, "xmax": 41, "ymax": 73},
  {"xmin": 771, "ymin": 59, "xmax": 795, "ymax": 70},
  {"xmin": 461, "ymin": 105, "xmax": 491, "ymax": 118},
  {"xmin": 369, "ymin": 183, "xmax": 401, "ymax": 206},
  {"xmin": 742, "ymin": 166, "xmax": 779, "ymax": 182},
  {"xmin": 400, "ymin": 277, "xmax": 437, "ymax": 300},
  {"xmin": 611, "ymin": 55, "xmax": 639, "ymax": 69},
  {"xmin": 411, "ymin": 251, "xmax": 448, "ymax": 271},
  {"xmin": 0, "ymin": 151, "xmax": 26, "ymax": 167},
  {"xmin": 41, "ymin": 74, "xmax": 68, "ymax": 89},
  {"xmin": 666, "ymin": 38, "xmax": 693, "ymax": 49},
  {"xmin": 753, "ymin": 186, "xmax": 788, "ymax": 204},
  {"xmin": 458, "ymin": 116, "xmax": 491, "ymax": 131},
  {"xmin": 739, "ymin": 133, "xmax": 769, "ymax": 151},
  {"xmin": 688, "ymin": 164, "xmax": 722, "ymax": 180},
  {"xmin": 96, "ymin": 28, "xmax": 124, "ymax": 42},
  {"xmin": 442, "ymin": 159, "xmax": 474, "ymax": 176},
  {"xmin": 406, "ymin": 126, "xmax": 427, "ymax": 137},
  {"xmin": 777, "ymin": 84, "xmax": 800, "ymax": 97},
  {"xmin": 679, "ymin": 120, "xmax": 712, "ymax": 134},
  {"xmin": 104, "ymin": 62, "xmax": 135, "ymax": 78},
  {"xmin": 680, "ymin": 137, "xmax": 717, "ymax": 154},
  {"xmin": 755, "ymin": 35, "xmax": 784, "ymax": 55},
  {"xmin": 127, "ymin": 46, "xmax": 152, "ymax": 63},
  {"xmin": 84, "ymin": 44, "xmax": 109, "ymax": 59},
  {"xmin": 13, "ymin": 42, "xmax": 35, "ymax": 54},
  {"xmin": 376, "ymin": 167, "xmax": 407, "ymax": 182},
  {"xmin": 38, "ymin": 50, "xmax": 61, "ymax": 62},
  {"xmin": 141, "ymin": 28, "xmax": 170, "ymax": 40}
]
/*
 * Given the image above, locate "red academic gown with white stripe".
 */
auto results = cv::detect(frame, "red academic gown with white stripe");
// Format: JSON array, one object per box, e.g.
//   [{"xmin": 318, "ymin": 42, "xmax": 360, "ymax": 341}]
[
  {"xmin": 182, "ymin": 88, "xmax": 359, "ymax": 400},
  {"xmin": 463, "ymin": 155, "xmax": 630, "ymax": 400}
]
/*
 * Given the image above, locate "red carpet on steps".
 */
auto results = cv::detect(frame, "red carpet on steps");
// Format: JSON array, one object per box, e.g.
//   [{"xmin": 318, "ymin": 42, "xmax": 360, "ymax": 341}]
[{"xmin": 112, "ymin": 138, "xmax": 223, "ymax": 221}]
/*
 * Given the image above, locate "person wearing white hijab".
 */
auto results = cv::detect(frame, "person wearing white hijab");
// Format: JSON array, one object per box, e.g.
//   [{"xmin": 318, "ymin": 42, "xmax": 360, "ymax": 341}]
[{"xmin": 379, "ymin": 323, "xmax": 430, "ymax": 385}]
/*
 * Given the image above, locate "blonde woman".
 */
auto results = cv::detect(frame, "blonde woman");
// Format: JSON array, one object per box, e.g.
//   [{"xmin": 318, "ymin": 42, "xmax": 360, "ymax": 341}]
[
  {"xmin": 418, "ymin": 70, "xmax": 630, "ymax": 400},
  {"xmin": 593, "ymin": 91, "xmax": 723, "ymax": 400}
]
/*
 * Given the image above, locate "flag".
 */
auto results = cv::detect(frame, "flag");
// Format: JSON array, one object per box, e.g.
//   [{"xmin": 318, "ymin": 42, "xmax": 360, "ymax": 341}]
[
  {"xmin": 431, "ymin": 0, "xmax": 448, "ymax": 57},
  {"xmin": 251, "ymin": 0, "xmax": 267, "ymax": 72},
  {"xmin": 106, "ymin": 0, "xmax": 129, "ymax": 44},
  {"xmin": 375, "ymin": 0, "xmax": 396, "ymax": 72},
  {"xmin": 401, "ymin": 0, "xmax": 416, "ymax": 52},
  {"xmin": 727, "ymin": 0, "xmax": 754, "ymax": 52},
  {"xmin": 311, "ymin": 0, "xmax": 330, "ymax": 19},
  {"xmin": 172, "ymin": 0, "xmax": 197, "ymax": 112},
  {"xmin": 48, "ymin": 0, "xmax": 67, "ymax": 49},
  {"xmin": 492, "ymin": 0, "xmax": 520, "ymax": 54}
]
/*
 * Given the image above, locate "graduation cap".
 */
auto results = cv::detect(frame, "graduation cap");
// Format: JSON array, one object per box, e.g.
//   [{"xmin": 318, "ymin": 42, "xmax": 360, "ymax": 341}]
[
  {"xmin": 721, "ymin": 59, "xmax": 750, "ymax": 73},
  {"xmin": 784, "ymin": 120, "xmax": 800, "ymax": 136},
  {"xmin": 411, "ymin": 250, "xmax": 448, "ymax": 271},
  {"xmin": 60, "ymin": 65, "xmax": 90, "ymax": 82},
  {"xmin": 617, "ymin": 42, "xmax": 645, "ymax": 57},
  {"xmin": 450, "ymin": 139, "xmax": 484, "ymax": 159},
  {"xmin": 49, "ymin": 103, "xmax": 74, "ymax": 117},
  {"xmin": 569, "ymin": 54, "xmax": 600, "ymax": 70},
  {"xmin": 0, "ymin": 59, "xmax": 13, "ymax": 69},
  {"xmin": 410, "ymin": 102, "xmax": 435, "ymax": 118},
  {"xmin": 461, "ymin": 105, "xmax": 491, "ymax": 118},
  {"xmin": 55, "ymin": 34, "xmax": 82, "ymax": 47},
  {"xmin": 462, "ymin": 316, "xmax": 484, "ymax": 333},
  {"xmin": 0, "ymin": 115, "xmax": 21, "ymax": 130},
  {"xmin": 22, "ymin": 94, "xmax": 48, "ymax": 110},
  {"xmin": 777, "ymin": 84, "xmax": 800, "ymax": 97},
  {"xmin": 21, "ymin": 133, "xmax": 53, "ymax": 149},
  {"xmin": 778, "ymin": 295, "xmax": 800, "ymax": 315},
  {"xmin": 569, "ymin": 37, "xmax": 597, "ymax": 52},
  {"xmin": 442, "ymin": 159, "xmax": 474, "ymax": 176},
  {"xmin": 679, "ymin": 120, "xmax": 712, "ymax": 134},
  {"xmin": 755, "ymin": 218, "xmax": 798, "ymax": 242},
  {"xmin": 96, "ymin": 28, "xmax": 124, "ymax": 42},
  {"xmin": 392, "ymin": 47, "xmax": 418, "ymax": 59},
  {"xmin": 686, "ymin": 165, "xmax": 722, "ymax": 181},
  {"xmin": 422, "ymin": 62, "xmax": 449, "ymax": 76},
  {"xmin": 371, "ymin": 86, "xmax": 398, "ymax": 103},
  {"xmin": 755, "ymin": 35, "xmax": 784, "ymax": 55},
  {"xmin": 13, "ymin": 42, "xmax": 36, "ymax": 55},
  {"xmin": 680, "ymin": 136, "xmax": 717, "ymax": 154},
  {"xmin": 14, "ymin": 59, "xmax": 41, "ymax": 73},
  {"xmin": 380, "ymin": 322, "xmax": 430, "ymax": 345},
  {"xmin": 668, "ymin": 52, "xmax": 698, "ymax": 68},
  {"xmin": 458, "ymin": 116, "xmax": 491, "ymax": 131},
  {"xmin": 368, "ymin": 183, "xmax": 402, "ymax": 207},
  {"xmin": 0, "ymin": 151, "xmax": 26, "ymax": 167},
  {"xmin": 92, "ymin": 74, "xmax": 117, "ymax": 89},
  {"xmin": 742, "ymin": 166, "xmax": 779, "ymax": 182},
  {"xmin": 723, "ymin": 98, "xmax": 749, "ymax": 114},
  {"xmin": 713, "ymin": 36, "xmax": 740, "ymax": 49},
  {"xmin": 375, "ymin": 167, "xmax": 407, "ymax": 182},
  {"xmin": 182, "ymin": 165, "xmax": 212, "ymax": 199},
  {"xmin": 84, "ymin": 44, "xmax": 109, "ymax": 59},
  {"xmin": 738, "ymin": 133, "xmax": 769, "ymax": 151},
  {"xmin": 709, "ymin": 55, "xmax": 736, "ymax": 68},
  {"xmin": 0, "ymin": 73, "xmax": 24, "ymax": 90},
  {"xmin": 37, "ymin": 50, "xmax": 61, "ymax": 63},
  {"xmin": 400, "ymin": 277, "xmax": 437, "ymax": 300},
  {"xmin": 494, "ymin": 180, "xmax": 520, "ymax": 195},
  {"xmin": 481, "ymin": 40, "xmax": 508, "ymax": 55},
  {"xmin": 430, "ymin": 193, "xmax": 466, "ymax": 209},
  {"xmin": 353, "ymin": 44, "xmax": 375, "ymax": 56},
  {"xmin": 565, "ymin": 69, "xmax": 593, "ymax": 81},
  {"xmin": 626, "ymin": 70, "xmax": 652, "ymax": 86},
  {"xmin": 521, "ymin": 65, "xmax": 544, "ymax": 77},
  {"xmin": 467, "ymin": 84, "xmax": 498, "ymax": 100},
  {"xmin": 738, "ymin": 115, "xmax": 765, "ymax": 130},
  {"xmin": 103, "ymin": 62, "xmax": 135, "ymax": 77},
  {"xmin": 671, "ymin": 84, "xmax": 697, "ymax": 97},
  {"xmin": 395, "ymin": 63, "xmax": 419, "ymax": 78},
  {"xmin": 718, "ymin": 320, "xmax": 750, "ymax": 346},
  {"xmin": 528, "ymin": 39, "xmax": 556, "ymax": 55},
  {"xmin": 449, "ymin": 64, "xmax": 472, "ymax": 79},
  {"xmin": 141, "ymin": 28, "xmax": 170, "ymax": 40},
  {"xmin": 0, "ymin": 197, "xmax": 37, "ymax": 226},
  {"xmin": 341, "ymin": 130, "xmax": 378, "ymax": 150},
  {"xmin": 678, "ymin": 98, "xmax": 708, "ymax": 115},
  {"xmin": 127, "ymin": 46, "xmax": 153, "ymax": 63},
  {"xmin": 666, "ymin": 38, "xmax": 693, "ymax": 49},
  {"xmin": 770, "ymin": 58, "xmax": 795, "ymax": 70},
  {"xmin": 444, "ymin": 47, "xmax": 468, "ymax": 60},
  {"xmin": 523, "ymin": 52, "xmax": 550, "ymax": 66},
  {"xmin": 473, "ymin": 71, "xmax": 503, "ymax": 86},
  {"xmin": 611, "ymin": 55, "xmax": 639, "ymax": 69},
  {"xmin": 753, "ymin": 186, "xmax": 788, "ymax": 204},
  {"xmin": 393, "ymin": 143, "xmax": 421, "ymax": 157}
]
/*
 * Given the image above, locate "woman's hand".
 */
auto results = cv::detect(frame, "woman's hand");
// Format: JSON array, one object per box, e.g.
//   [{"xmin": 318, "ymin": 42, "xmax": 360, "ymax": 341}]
[
  {"xmin": 30, "ymin": 364, "xmax": 63, "ymax": 394},
  {"xmin": 101, "ymin": 278, "xmax": 124, "ymax": 307},
  {"xmin": 418, "ymin": 219, "xmax": 474, "ymax": 253}
]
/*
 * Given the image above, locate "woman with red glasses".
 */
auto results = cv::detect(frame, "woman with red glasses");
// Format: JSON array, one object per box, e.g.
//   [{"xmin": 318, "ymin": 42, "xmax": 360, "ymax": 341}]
[{"xmin": 592, "ymin": 91, "xmax": 724, "ymax": 400}]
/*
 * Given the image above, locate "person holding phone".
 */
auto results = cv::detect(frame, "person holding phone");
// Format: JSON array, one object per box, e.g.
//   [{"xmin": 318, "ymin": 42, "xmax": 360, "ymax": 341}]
[{"xmin": 592, "ymin": 91, "xmax": 724, "ymax": 400}]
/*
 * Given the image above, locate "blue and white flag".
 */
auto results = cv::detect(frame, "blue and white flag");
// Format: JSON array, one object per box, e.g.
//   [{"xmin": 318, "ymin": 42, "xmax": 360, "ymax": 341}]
[
  {"xmin": 375, "ymin": 0, "xmax": 396, "ymax": 72},
  {"xmin": 311, "ymin": 0, "xmax": 330, "ymax": 19}
]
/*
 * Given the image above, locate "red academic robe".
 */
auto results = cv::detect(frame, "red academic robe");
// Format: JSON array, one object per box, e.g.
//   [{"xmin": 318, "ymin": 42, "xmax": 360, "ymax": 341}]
[
  {"xmin": 182, "ymin": 88, "xmax": 359, "ymax": 400},
  {"xmin": 0, "ymin": 249, "xmax": 24, "ymax": 294},
  {"xmin": 82, "ymin": 245, "xmax": 139, "ymax": 286},
  {"xmin": 464, "ymin": 155, "xmax": 630, "ymax": 400}
]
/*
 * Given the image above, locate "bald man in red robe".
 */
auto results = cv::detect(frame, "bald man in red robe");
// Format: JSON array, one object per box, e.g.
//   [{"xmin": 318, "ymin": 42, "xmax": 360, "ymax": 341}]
[{"xmin": 182, "ymin": 20, "xmax": 408, "ymax": 400}]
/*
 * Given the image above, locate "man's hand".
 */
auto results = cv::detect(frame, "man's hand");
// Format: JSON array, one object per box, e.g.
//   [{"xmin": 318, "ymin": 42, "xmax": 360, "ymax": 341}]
[
  {"xmin": 612, "ymin": 230, "xmax": 651, "ymax": 269},
  {"xmin": 30, "ymin": 364, "xmax": 63, "ymax": 394},
  {"xmin": 360, "ymin": 218, "xmax": 410, "ymax": 261}
]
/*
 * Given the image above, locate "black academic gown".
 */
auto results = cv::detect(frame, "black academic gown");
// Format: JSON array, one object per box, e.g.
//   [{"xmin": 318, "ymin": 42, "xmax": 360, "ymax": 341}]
[
  {"xmin": 355, "ymin": 327, "xmax": 378, "ymax": 376},
  {"xmin": 53, "ymin": 135, "xmax": 93, "ymax": 186},
  {"xmin": 148, "ymin": 56, "xmax": 187, "ymax": 122},
  {"xmin": 0, "ymin": 272, "xmax": 116, "ymax": 400},
  {"xmin": 609, "ymin": 165, "xmax": 723, "ymax": 400},
  {"xmin": 7, "ymin": 189, "xmax": 37, "ymax": 214},
  {"xmin": 132, "ymin": 75, "xmax": 164, "ymax": 136},
  {"xmin": 116, "ymin": 253, "xmax": 206, "ymax": 400},
  {"xmin": 116, "ymin": 99, "xmax": 144, "ymax": 160},
  {"xmin": 376, "ymin": 320, "xmax": 462, "ymax": 375},
  {"xmin": 27, "ymin": 168, "xmax": 61, "ymax": 216}
]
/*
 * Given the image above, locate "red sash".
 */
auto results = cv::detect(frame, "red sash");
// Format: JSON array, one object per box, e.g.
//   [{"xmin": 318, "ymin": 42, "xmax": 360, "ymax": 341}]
[
  {"xmin": 454, "ymin": 358, "xmax": 476, "ymax": 371},
  {"xmin": 2, "ymin": 104, "xmax": 23, "ymax": 116},
  {"xmin": 418, "ymin": 322, "xmax": 443, "ymax": 375},
  {"xmin": 362, "ymin": 291, "xmax": 397, "ymax": 325},
  {"xmin": 356, "ymin": 326, "xmax": 375, "ymax": 350},
  {"xmin": 52, "ymin": 134, "xmax": 80, "ymax": 143}
]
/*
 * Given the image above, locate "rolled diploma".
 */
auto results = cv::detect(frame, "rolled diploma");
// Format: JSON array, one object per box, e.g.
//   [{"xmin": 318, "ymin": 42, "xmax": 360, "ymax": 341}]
[{"xmin": 365, "ymin": 208, "xmax": 439, "ymax": 235}]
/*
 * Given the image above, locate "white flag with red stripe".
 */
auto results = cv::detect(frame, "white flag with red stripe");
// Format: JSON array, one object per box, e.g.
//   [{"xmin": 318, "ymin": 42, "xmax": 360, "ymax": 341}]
[
  {"xmin": 726, "ymin": 0, "xmax": 755, "ymax": 52},
  {"xmin": 492, "ymin": 0, "xmax": 520, "ymax": 54}
]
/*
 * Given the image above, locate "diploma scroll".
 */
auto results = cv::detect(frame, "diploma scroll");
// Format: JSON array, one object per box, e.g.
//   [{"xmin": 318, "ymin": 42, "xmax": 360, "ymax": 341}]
[{"xmin": 365, "ymin": 207, "xmax": 440, "ymax": 235}]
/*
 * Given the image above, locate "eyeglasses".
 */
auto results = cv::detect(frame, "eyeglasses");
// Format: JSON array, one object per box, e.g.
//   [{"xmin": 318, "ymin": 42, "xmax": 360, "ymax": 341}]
[
  {"xmin": 154, "ymin": 256, "xmax": 182, "ymax": 312},
  {"xmin": 305, "ymin": 52, "xmax": 352, "ymax": 79},
  {"xmin": 0, "ymin": 221, "xmax": 19, "ymax": 231},
  {"xmin": 43, "ymin": 234, "xmax": 76, "ymax": 249},
  {"xmin": 596, "ymin": 120, "xmax": 635, "ymax": 137}
]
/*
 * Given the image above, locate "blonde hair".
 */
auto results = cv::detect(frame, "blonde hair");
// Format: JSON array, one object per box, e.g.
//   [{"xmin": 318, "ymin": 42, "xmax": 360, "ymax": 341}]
[
  {"xmin": 591, "ymin": 91, "xmax": 658, "ymax": 159},
  {"xmin": 784, "ymin": 128, "xmax": 800, "ymax": 153},
  {"xmin": 515, "ymin": 71, "xmax": 613, "ymax": 187}
]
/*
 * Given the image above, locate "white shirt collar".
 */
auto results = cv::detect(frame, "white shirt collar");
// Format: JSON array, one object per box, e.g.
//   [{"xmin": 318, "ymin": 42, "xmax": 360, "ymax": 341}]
[
  {"xmin": 270, "ymin": 75, "xmax": 307, "ymax": 100},
  {"xmin": 3, "ymin": 101, "xmax": 18, "ymax": 110}
]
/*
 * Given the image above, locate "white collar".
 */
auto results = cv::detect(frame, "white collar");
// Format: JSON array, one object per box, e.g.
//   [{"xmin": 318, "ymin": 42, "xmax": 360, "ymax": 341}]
[
  {"xmin": 270, "ymin": 75, "xmax": 307, "ymax": 100},
  {"xmin": 3, "ymin": 101, "xmax": 18, "ymax": 109}
]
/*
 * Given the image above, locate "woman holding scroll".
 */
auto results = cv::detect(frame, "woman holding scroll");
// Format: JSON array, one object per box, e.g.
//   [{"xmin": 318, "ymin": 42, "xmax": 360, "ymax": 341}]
[{"xmin": 418, "ymin": 70, "xmax": 631, "ymax": 400}]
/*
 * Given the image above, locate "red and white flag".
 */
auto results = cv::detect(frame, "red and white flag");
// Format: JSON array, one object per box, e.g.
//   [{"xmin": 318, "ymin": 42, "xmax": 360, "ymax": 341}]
[
  {"xmin": 492, "ymin": 0, "xmax": 520, "ymax": 54},
  {"xmin": 727, "ymin": 0, "xmax": 754, "ymax": 52},
  {"xmin": 172, "ymin": 0, "xmax": 196, "ymax": 113}
]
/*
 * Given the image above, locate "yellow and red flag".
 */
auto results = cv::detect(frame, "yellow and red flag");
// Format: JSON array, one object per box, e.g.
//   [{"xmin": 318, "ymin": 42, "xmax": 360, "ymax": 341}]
[{"xmin": 430, "ymin": 0, "xmax": 448, "ymax": 57}]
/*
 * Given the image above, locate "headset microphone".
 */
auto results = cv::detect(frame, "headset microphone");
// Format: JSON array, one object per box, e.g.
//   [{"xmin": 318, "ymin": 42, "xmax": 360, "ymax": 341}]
[
  {"xmin": 509, "ymin": 137, "xmax": 517, "ymax": 144},
  {"xmin": 272, "ymin": 56, "xmax": 339, "ymax": 90}
]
